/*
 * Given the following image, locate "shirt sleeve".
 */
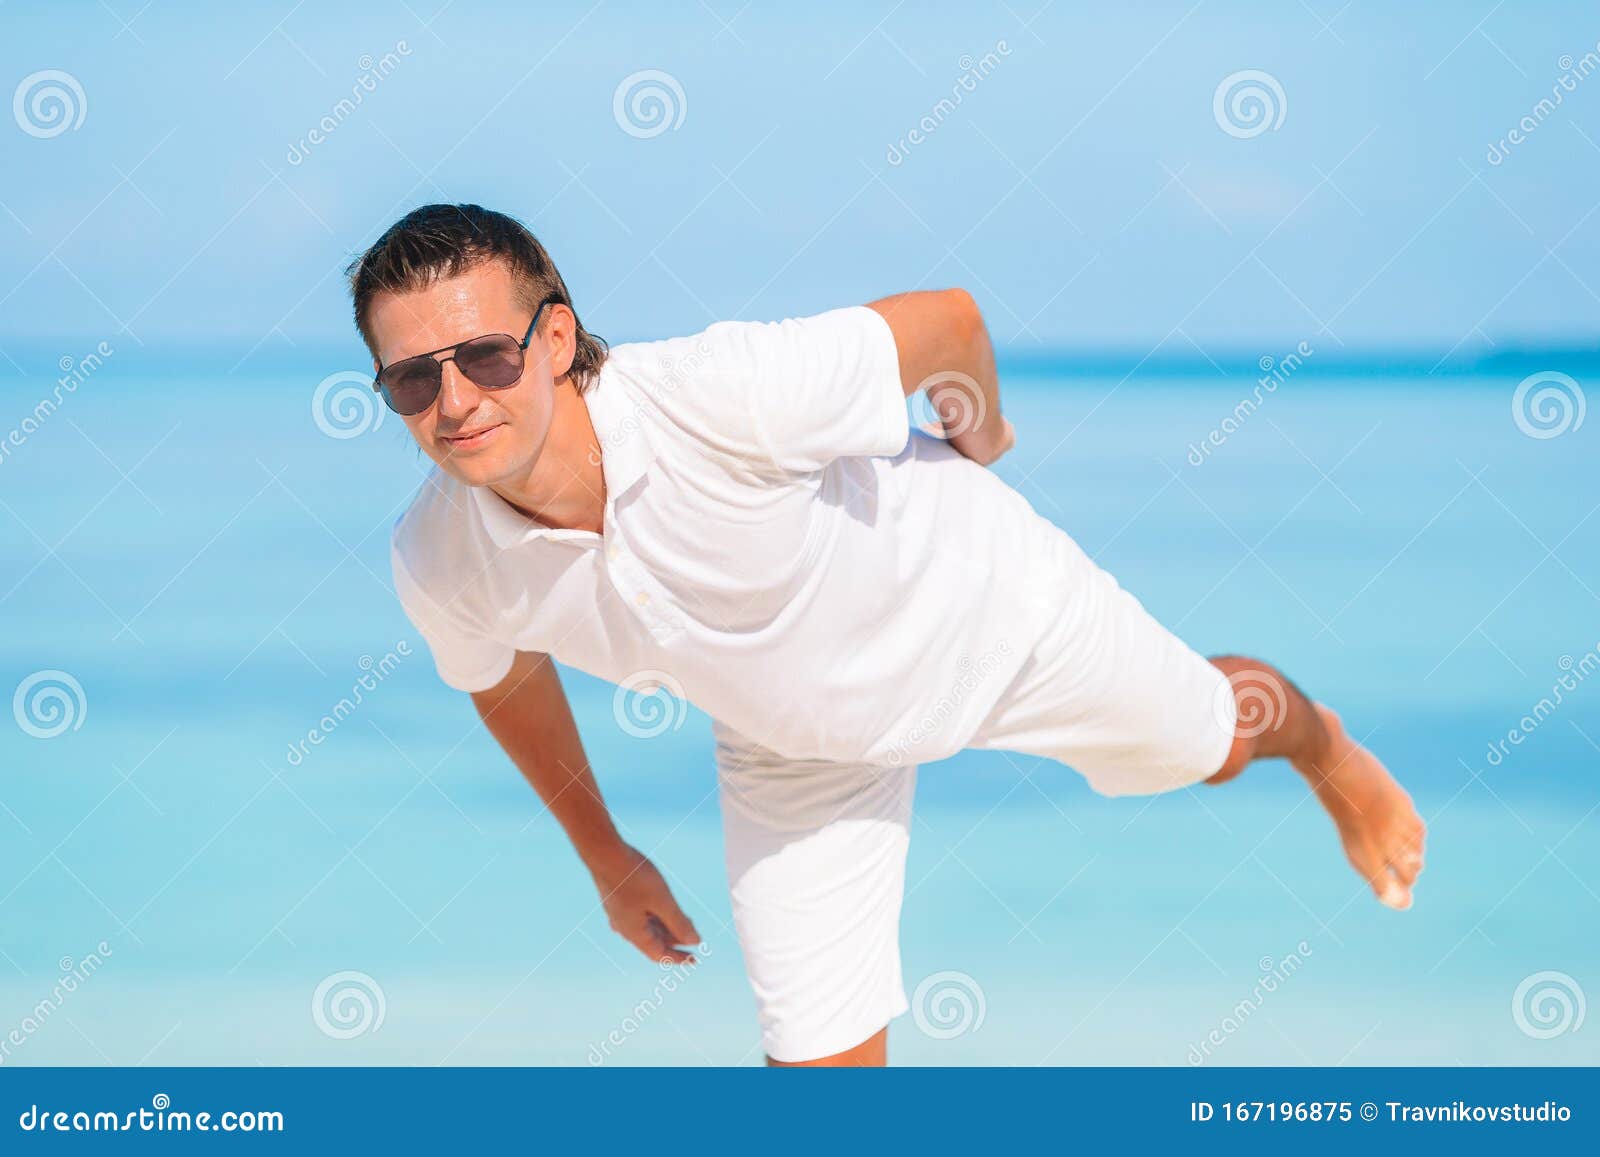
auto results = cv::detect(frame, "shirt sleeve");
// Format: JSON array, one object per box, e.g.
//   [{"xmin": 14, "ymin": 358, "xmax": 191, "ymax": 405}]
[
  {"xmin": 703, "ymin": 305, "xmax": 910, "ymax": 474},
  {"xmin": 390, "ymin": 535, "xmax": 515, "ymax": 693}
]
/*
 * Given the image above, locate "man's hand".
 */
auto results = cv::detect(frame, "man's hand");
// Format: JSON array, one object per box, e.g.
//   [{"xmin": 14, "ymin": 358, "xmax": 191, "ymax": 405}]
[
  {"xmin": 471, "ymin": 656, "xmax": 700, "ymax": 966},
  {"xmin": 589, "ymin": 842, "xmax": 702, "ymax": 965}
]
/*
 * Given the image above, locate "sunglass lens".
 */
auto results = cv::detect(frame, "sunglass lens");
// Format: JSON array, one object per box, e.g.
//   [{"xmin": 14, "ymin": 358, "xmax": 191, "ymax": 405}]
[
  {"xmin": 453, "ymin": 334, "xmax": 524, "ymax": 389},
  {"xmin": 378, "ymin": 359, "xmax": 441, "ymax": 415}
]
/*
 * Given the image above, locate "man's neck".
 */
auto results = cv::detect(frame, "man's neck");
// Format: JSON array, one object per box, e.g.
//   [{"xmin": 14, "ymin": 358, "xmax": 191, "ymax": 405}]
[{"xmin": 489, "ymin": 380, "xmax": 607, "ymax": 535}]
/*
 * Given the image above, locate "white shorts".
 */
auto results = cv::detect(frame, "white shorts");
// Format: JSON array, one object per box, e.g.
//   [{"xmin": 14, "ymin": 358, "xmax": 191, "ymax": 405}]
[{"xmin": 715, "ymin": 530, "xmax": 1237, "ymax": 1062}]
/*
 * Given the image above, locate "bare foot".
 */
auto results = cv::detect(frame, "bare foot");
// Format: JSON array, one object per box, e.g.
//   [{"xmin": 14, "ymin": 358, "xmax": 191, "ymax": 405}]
[{"xmin": 1294, "ymin": 705, "xmax": 1427, "ymax": 910}]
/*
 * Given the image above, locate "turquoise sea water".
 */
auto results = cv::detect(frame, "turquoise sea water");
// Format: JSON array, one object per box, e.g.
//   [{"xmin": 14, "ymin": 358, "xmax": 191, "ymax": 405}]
[{"xmin": 1, "ymin": 352, "xmax": 1596, "ymax": 1066}]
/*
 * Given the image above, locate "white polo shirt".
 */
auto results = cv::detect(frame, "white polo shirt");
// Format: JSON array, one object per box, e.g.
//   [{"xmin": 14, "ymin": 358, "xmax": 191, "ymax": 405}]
[{"xmin": 391, "ymin": 306, "xmax": 1065, "ymax": 767}]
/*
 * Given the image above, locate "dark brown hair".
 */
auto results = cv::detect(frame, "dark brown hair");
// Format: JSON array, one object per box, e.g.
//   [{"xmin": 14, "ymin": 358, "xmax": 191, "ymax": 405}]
[{"xmin": 346, "ymin": 203, "xmax": 607, "ymax": 392}]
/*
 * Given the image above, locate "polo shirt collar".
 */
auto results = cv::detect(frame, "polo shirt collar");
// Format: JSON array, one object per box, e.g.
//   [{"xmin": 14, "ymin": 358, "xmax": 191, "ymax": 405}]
[{"xmin": 468, "ymin": 370, "xmax": 657, "ymax": 550}]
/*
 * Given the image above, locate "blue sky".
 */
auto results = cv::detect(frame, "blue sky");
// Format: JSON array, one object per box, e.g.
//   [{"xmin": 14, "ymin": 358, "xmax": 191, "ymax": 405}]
[{"xmin": 2, "ymin": 0, "xmax": 1598, "ymax": 358}]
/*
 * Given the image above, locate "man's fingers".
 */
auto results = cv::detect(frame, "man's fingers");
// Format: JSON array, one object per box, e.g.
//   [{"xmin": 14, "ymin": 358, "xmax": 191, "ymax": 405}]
[
  {"xmin": 620, "ymin": 922, "xmax": 693, "ymax": 964},
  {"xmin": 603, "ymin": 854, "xmax": 701, "ymax": 965},
  {"xmin": 618, "ymin": 925, "xmax": 659, "ymax": 960},
  {"xmin": 656, "ymin": 899, "xmax": 701, "ymax": 949},
  {"xmin": 646, "ymin": 913, "xmax": 699, "ymax": 965}
]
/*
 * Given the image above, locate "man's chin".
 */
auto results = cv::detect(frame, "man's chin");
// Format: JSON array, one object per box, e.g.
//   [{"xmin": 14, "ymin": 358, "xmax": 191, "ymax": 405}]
[{"xmin": 431, "ymin": 440, "xmax": 521, "ymax": 488}]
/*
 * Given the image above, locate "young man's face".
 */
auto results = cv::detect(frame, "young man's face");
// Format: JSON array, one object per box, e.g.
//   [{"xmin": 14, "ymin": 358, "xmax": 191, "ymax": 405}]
[{"xmin": 366, "ymin": 260, "xmax": 573, "ymax": 488}]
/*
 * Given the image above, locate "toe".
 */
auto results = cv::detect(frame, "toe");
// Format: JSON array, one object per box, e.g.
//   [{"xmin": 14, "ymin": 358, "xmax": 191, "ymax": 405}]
[
  {"xmin": 1395, "ymin": 825, "xmax": 1427, "ymax": 885},
  {"xmin": 1346, "ymin": 841, "xmax": 1412, "ymax": 910},
  {"xmin": 1375, "ymin": 868, "xmax": 1413, "ymax": 910},
  {"xmin": 1393, "ymin": 855, "xmax": 1422, "ymax": 886}
]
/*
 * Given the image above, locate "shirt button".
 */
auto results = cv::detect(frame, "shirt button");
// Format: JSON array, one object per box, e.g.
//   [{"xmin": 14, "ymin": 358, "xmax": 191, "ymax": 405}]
[
  {"xmin": 607, "ymin": 543, "xmax": 618, "ymax": 560},
  {"xmin": 635, "ymin": 591, "xmax": 650, "ymax": 607}
]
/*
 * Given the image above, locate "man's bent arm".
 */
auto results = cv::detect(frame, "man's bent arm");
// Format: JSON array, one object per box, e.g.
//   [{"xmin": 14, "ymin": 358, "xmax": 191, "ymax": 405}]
[
  {"xmin": 471, "ymin": 651, "xmax": 700, "ymax": 963},
  {"xmin": 868, "ymin": 288, "xmax": 1013, "ymax": 466}
]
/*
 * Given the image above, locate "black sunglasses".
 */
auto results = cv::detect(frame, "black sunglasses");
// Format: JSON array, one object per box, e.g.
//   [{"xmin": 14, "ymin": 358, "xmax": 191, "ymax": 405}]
[{"xmin": 373, "ymin": 298, "xmax": 557, "ymax": 416}]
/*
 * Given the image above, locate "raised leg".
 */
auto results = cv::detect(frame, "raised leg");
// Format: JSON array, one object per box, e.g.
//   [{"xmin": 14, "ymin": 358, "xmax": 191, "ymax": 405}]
[{"xmin": 1205, "ymin": 657, "xmax": 1427, "ymax": 910}]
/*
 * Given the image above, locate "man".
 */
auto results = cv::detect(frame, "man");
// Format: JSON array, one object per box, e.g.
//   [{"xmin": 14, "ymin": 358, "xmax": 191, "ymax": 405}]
[{"xmin": 349, "ymin": 203, "xmax": 1426, "ymax": 1067}]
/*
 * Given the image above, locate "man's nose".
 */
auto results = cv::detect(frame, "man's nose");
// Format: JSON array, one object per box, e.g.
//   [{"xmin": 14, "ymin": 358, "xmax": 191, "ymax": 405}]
[{"xmin": 434, "ymin": 358, "xmax": 481, "ymax": 420}]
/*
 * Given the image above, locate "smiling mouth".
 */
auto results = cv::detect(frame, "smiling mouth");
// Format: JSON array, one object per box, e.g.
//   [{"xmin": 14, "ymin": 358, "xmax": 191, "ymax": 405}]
[{"xmin": 441, "ymin": 423, "xmax": 503, "ymax": 450}]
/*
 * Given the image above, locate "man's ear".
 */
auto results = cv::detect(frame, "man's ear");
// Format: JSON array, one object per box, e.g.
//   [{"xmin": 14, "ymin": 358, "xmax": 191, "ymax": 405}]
[{"xmin": 549, "ymin": 303, "xmax": 577, "ymax": 380}]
